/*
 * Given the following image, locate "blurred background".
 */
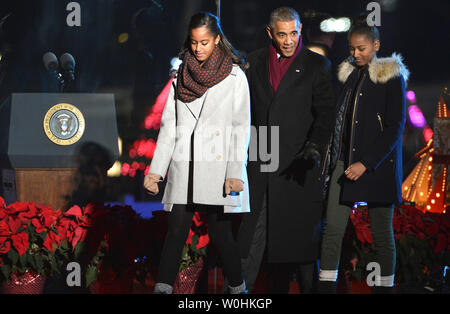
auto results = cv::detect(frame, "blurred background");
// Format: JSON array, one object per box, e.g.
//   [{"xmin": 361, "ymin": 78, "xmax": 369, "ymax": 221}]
[{"xmin": 1, "ymin": 0, "xmax": 449, "ymax": 214}]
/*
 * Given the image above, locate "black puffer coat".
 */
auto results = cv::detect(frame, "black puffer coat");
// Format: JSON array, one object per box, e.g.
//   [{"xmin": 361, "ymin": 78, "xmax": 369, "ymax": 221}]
[{"xmin": 327, "ymin": 54, "xmax": 409, "ymax": 204}]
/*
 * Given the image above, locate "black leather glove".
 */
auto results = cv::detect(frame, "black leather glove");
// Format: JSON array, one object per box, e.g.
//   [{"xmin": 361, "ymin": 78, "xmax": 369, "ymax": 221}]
[{"xmin": 295, "ymin": 141, "xmax": 321, "ymax": 166}]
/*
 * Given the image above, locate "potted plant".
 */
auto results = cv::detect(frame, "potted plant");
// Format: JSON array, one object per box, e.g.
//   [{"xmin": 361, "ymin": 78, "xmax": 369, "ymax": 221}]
[
  {"xmin": 62, "ymin": 203, "xmax": 144, "ymax": 293},
  {"xmin": 173, "ymin": 212, "xmax": 209, "ymax": 294},
  {"xmin": 0, "ymin": 197, "xmax": 75, "ymax": 294}
]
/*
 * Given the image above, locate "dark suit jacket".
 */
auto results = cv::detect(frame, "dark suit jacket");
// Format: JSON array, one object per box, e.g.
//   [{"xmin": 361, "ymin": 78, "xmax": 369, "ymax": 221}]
[{"xmin": 238, "ymin": 45, "xmax": 336, "ymax": 263}]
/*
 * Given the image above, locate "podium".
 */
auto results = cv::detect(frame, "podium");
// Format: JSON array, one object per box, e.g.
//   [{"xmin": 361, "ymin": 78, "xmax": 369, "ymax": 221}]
[{"xmin": 0, "ymin": 93, "xmax": 119, "ymax": 210}]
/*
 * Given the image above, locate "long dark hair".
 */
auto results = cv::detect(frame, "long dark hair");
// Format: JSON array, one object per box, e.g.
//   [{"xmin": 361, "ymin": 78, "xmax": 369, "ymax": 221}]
[{"xmin": 180, "ymin": 12, "xmax": 248, "ymax": 70}]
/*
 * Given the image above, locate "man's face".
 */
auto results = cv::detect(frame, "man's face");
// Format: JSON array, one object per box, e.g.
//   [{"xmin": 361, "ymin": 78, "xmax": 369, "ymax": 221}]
[{"xmin": 267, "ymin": 20, "xmax": 302, "ymax": 57}]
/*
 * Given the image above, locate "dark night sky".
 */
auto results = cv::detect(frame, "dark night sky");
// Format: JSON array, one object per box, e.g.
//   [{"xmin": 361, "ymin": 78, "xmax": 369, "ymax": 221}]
[
  {"xmin": 2, "ymin": 0, "xmax": 450, "ymax": 82},
  {"xmin": 1, "ymin": 0, "xmax": 449, "ymax": 121}
]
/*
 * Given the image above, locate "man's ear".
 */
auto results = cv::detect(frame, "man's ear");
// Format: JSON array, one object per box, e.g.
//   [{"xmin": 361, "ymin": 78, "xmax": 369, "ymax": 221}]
[
  {"xmin": 299, "ymin": 23, "xmax": 303, "ymax": 35},
  {"xmin": 215, "ymin": 34, "xmax": 221, "ymax": 46},
  {"xmin": 266, "ymin": 26, "xmax": 273, "ymax": 40}
]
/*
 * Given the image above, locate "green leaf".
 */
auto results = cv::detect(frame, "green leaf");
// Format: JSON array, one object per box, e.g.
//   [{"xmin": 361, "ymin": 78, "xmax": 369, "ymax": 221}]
[
  {"xmin": 74, "ymin": 242, "xmax": 85, "ymax": 260},
  {"xmin": 29, "ymin": 254, "xmax": 37, "ymax": 270},
  {"xmin": 19, "ymin": 253, "xmax": 28, "ymax": 268},
  {"xmin": 191, "ymin": 234, "xmax": 199, "ymax": 250},
  {"xmin": 35, "ymin": 254, "xmax": 44, "ymax": 271},
  {"xmin": 7, "ymin": 248, "xmax": 19, "ymax": 265},
  {"xmin": 86, "ymin": 265, "xmax": 98, "ymax": 287},
  {"xmin": 1, "ymin": 264, "xmax": 12, "ymax": 281},
  {"xmin": 38, "ymin": 231, "xmax": 47, "ymax": 241},
  {"xmin": 61, "ymin": 239, "xmax": 69, "ymax": 250},
  {"xmin": 59, "ymin": 250, "xmax": 69, "ymax": 260},
  {"xmin": 48, "ymin": 253, "xmax": 56, "ymax": 269},
  {"xmin": 30, "ymin": 243, "xmax": 39, "ymax": 253}
]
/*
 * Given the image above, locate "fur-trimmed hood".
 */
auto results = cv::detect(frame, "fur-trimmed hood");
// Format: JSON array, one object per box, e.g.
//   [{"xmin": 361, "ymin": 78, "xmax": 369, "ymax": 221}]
[{"xmin": 337, "ymin": 53, "xmax": 410, "ymax": 84}]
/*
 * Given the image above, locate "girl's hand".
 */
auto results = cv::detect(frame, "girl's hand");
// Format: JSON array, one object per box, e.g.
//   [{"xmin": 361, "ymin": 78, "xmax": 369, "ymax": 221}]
[
  {"xmin": 225, "ymin": 178, "xmax": 244, "ymax": 195},
  {"xmin": 144, "ymin": 173, "xmax": 162, "ymax": 195},
  {"xmin": 345, "ymin": 162, "xmax": 367, "ymax": 181}
]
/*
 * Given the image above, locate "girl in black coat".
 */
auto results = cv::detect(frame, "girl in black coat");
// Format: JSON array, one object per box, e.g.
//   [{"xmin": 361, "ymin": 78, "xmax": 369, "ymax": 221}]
[{"xmin": 318, "ymin": 22, "xmax": 409, "ymax": 293}]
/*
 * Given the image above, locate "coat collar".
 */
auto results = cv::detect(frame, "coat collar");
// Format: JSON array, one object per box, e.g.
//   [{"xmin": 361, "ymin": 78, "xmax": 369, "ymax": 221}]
[
  {"xmin": 255, "ymin": 44, "xmax": 308, "ymax": 98},
  {"xmin": 277, "ymin": 45, "xmax": 308, "ymax": 89},
  {"xmin": 337, "ymin": 53, "xmax": 410, "ymax": 84}
]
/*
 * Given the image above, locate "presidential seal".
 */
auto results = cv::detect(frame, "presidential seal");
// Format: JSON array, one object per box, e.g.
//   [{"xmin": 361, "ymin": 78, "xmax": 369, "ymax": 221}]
[{"xmin": 43, "ymin": 103, "xmax": 85, "ymax": 146}]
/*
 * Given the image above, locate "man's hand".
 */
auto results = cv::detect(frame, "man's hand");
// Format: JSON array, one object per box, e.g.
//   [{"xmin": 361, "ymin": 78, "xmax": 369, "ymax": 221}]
[
  {"xmin": 296, "ymin": 142, "xmax": 321, "ymax": 166},
  {"xmin": 225, "ymin": 178, "xmax": 244, "ymax": 195},
  {"xmin": 345, "ymin": 162, "xmax": 367, "ymax": 181},
  {"xmin": 144, "ymin": 173, "xmax": 162, "ymax": 196}
]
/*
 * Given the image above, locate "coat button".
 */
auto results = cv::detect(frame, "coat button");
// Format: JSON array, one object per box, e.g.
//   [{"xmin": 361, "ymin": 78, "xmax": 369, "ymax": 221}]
[
  {"xmin": 352, "ymin": 148, "xmax": 356, "ymax": 152},
  {"xmin": 390, "ymin": 159, "xmax": 394, "ymax": 163},
  {"xmin": 215, "ymin": 131, "xmax": 220, "ymax": 136},
  {"xmin": 359, "ymin": 93, "xmax": 363, "ymax": 96},
  {"xmin": 355, "ymin": 120, "xmax": 359, "ymax": 124},
  {"xmin": 216, "ymin": 155, "xmax": 222, "ymax": 160}
]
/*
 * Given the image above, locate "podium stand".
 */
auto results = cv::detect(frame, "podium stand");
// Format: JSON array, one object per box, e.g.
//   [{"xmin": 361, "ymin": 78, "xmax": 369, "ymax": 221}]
[{"xmin": 0, "ymin": 93, "xmax": 119, "ymax": 210}]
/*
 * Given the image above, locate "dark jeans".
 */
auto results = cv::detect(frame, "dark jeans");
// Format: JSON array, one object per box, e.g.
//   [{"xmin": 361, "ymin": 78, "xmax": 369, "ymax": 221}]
[
  {"xmin": 320, "ymin": 160, "xmax": 396, "ymax": 278},
  {"xmin": 157, "ymin": 204, "xmax": 243, "ymax": 287}
]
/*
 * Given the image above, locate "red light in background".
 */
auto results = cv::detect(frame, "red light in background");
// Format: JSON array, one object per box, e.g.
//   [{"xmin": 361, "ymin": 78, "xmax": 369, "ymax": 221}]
[
  {"xmin": 121, "ymin": 163, "xmax": 130, "ymax": 176},
  {"xmin": 423, "ymin": 128, "xmax": 434, "ymax": 142}
]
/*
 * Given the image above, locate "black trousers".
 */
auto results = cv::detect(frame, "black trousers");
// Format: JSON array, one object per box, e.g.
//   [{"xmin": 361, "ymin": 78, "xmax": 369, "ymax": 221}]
[
  {"xmin": 156, "ymin": 204, "xmax": 243, "ymax": 287},
  {"xmin": 239, "ymin": 192, "xmax": 318, "ymax": 293}
]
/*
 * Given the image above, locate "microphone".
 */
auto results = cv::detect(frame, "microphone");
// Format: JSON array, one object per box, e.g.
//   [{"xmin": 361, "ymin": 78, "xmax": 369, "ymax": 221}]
[
  {"xmin": 43, "ymin": 52, "xmax": 65, "ymax": 88},
  {"xmin": 60, "ymin": 53, "xmax": 76, "ymax": 82}
]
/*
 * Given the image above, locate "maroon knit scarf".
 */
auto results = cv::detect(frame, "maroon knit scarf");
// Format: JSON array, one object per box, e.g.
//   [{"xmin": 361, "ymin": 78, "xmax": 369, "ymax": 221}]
[
  {"xmin": 177, "ymin": 46, "xmax": 233, "ymax": 103},
  {"xmin": 268, "ymin": 35, "xmax": 302, "ymax": 93}
]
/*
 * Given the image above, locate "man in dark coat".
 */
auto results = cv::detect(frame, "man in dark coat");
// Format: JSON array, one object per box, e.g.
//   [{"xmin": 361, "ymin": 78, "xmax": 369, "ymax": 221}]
[{"xmin": 237, "ymin": 7, "xmax": 336, "ymax": 293}]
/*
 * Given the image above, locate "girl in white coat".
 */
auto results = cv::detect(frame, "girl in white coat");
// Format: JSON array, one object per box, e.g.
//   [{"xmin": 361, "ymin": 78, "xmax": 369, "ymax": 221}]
[{"xmin": 144, "ymin": 12, "xmax": 251, "ymax": 294}]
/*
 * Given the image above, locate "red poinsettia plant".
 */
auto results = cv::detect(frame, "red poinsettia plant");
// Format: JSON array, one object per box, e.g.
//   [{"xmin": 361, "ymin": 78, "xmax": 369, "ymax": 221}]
[
  {"xmin": 344, "ymin": 203, "xmax": 450, "ymax": 288},
  {"xmin": 0, "ymin": 196, "xmax": 144, "ymax": 290},
  {"xmin": 0, "ymin": 196, "xmax": 84, "ymax": 281},
  {"xmin": 61, "ymin": 202, "xmax": 143, "ymax": 288},
  {"xmin": 179, "ymin": 212, "xmax": 210, "ymax": 272}
]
